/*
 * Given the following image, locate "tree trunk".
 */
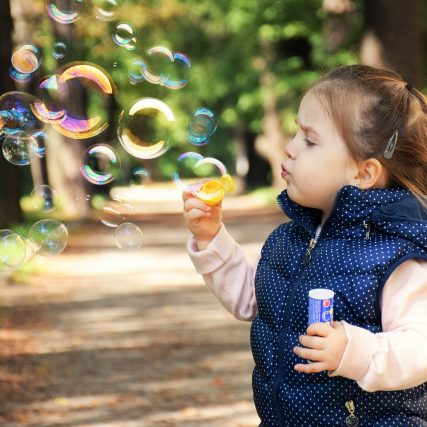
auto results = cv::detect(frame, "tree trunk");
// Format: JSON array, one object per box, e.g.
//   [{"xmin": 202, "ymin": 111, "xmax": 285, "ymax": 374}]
[
  {"xmin": 0, "ymin": 0, "xmax": 23, "ymax": 229},
  {"xmin": 43, "ymin": 16, "xmax": 91, "ymax": 219},
  {"xmin": 234, "ymin": 125, "xmax": 270, "ymax": 191},
  {"xmin": 255, "ymin": 70, "xmax": 287, "ymax": 190},
  {"xmin": 360, "ymin": 0, "xmax": 424, "ymax": 87}
]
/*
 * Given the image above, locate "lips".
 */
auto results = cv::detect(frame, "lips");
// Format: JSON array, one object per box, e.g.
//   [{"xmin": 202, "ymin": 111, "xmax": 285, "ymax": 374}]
[{"xmin": 281, "ymin": 164, "xmax": 290, "ymax": 179}]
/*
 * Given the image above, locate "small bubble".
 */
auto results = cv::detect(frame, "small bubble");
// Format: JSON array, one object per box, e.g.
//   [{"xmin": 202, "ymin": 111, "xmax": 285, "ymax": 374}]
[
  {"xmin": 29, "ymin": 219, "xmax": 68, "ymax": 256},
  {"xmin": 30, "ymin": 185, "xmax": 61, "ymax": 213},
  {"xmin": 80, "ymin": 143, "xmax": 121, "ymax": 185},
  {"xmin": 112, "ymin": 23, "xmax": 136, "ymax": 50},
  {"xmin": 53, "ymin": 42, "xmax": 67, "ymax": 60},
  {"xmin": 115, "ymin": 222, "xmax": 143, "ymax": 251}
]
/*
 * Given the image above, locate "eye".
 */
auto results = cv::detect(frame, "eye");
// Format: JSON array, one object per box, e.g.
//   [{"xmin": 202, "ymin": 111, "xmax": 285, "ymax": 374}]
[{"xmin": 304, "ymin": 138, "xmax": 316, "ymax": 147}]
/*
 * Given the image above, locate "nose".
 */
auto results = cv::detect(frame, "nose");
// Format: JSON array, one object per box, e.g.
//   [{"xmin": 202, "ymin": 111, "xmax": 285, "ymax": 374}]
[{"xmin": 284, "ymin": 136, "xmax": 297, "ymax": 160}]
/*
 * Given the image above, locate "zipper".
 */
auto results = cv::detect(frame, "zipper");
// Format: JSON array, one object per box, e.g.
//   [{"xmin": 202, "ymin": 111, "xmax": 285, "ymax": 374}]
[
  {"xmin": 345, "ymin": 400, "xmax": 359, "ymax": 426},
  {"xmin": 363, "ymin": 221, "xmax": 371, "ymax": 240},
  {"xmin": 302, "ymin": 237, "xmax": 318, "ymax": 265}
]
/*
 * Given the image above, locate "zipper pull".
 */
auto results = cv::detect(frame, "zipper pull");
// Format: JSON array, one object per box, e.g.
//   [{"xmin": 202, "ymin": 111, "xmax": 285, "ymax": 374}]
[
  {"xmin": 363, "ymin": 221, "xmax": 371, "ymax": 240},
  {"xmin": 345, "ymin": 400, "xmax": 359, "ymax": 426},
  {"xmin": 302, "ymin": 238, "xmax": 317, "ymax": 265}
]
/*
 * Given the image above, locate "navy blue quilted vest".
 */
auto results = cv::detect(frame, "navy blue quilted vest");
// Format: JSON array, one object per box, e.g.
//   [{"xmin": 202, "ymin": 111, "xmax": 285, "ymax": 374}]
[{"xmin": 251, "ymin": 185, "xmax": 427, "ymax": 426}]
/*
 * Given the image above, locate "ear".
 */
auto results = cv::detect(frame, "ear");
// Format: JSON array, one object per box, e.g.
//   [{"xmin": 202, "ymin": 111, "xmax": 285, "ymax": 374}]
[{"xmin": 354, "ymin": 158, "xmax": 387, "ymax": 189}]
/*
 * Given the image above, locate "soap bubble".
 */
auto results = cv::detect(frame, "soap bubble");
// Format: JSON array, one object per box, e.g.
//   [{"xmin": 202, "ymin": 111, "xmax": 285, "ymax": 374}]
[
  {"xmin": 95, "ymin": 0, "xmax": 117, "ymax": 21},
  {"xmin": 50, "ymin": 63, "xmax": 116, "ymax": 139},
  {"xmin": 2, "ymin": 132, "xmax": 39, "ymax": 166},
  {"xmin": 100, "ymin": 204, "xmax": 122, "ymax": 228},
  {"xmin": 130, "ymin": 167, "xmax": 150, "ymax": 187},
  {"xmin": 172, "ymin": 154, "xmax": 232, "ymax": 205},
  {"xmin": 46, "ymin": 0, "xmax": 87, "ymax": 24},
  {"xmin": 164, "ymin": 52, "xmax": 191, "ymax": 90},
  {"xmin": 172, "ymin": 152, "xmax": 204, "ymax": 189},
  {"xmin": 29, "ymin": 219, "xmax": 68, "ymax": 256},
  {"xmin": 128, "ymin": 59, "xmax": 146, "ymax": 85},
  {"xmin": 31, "ymin": 130, "xmax": 47, "ymax": 158},
  {"xmin": 53, "ymin": 42, "xmax": 67, "ymax": 60},
  {"xmin": 188, "ymin": 107, "xmax": 217, "ymax": 146},
  {"xmin": 137, "ymin": 47, "xmax": 191, "ymax": 89},
  {"xmin": 115, "ymin": 222, "xmax": 143, "ymax": 251},
  {"xmin": 112, "ymin": 23, "xmax": 136, "ymax": 50},
  {"xmin": 30, "ymin": 185, "xmax": 61, "ymax": 213},
  {"xmin": 9, "ymin": 66, "xmax": 33, "ymax": 84},
  {"xmin": 118, "ymin": 98, "xmax": 175, "ymax": 159},
  {"xmin": 0, "ymin": 91, "xmax": 45, "ymax": 136},
  {"xmin": 0, "ymin": 229, "xmax": 26, "ymax": 270},
  {"xmin": 32, "ymin": 75, "xmax": 67, "ymax": 124},
  {"xmin": 11, "ymin": 43, "xmax": 42, "ymax": 74},
  {"xmin": 141, "ymin": 46, "xmax": 174, "ymax": 85},
  {"xmin": 81, "ymin": 143, "xmax": 121, "ymax": 185}
]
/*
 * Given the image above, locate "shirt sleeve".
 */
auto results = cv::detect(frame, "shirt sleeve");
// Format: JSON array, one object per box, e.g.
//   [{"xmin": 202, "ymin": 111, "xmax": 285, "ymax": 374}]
[
  {"xmin": 186, "ymin": 224, "xmax": 258, "ymax": 321},
  {"xmin": 329, "ymin": 258, "xmax": 427, "ymax": 392}
]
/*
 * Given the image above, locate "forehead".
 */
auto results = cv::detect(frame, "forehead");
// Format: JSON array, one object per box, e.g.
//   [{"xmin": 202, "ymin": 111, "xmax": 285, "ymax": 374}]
[{"xmin": 298, "ymin": 91, "xmax": 337, "ymax": 137}]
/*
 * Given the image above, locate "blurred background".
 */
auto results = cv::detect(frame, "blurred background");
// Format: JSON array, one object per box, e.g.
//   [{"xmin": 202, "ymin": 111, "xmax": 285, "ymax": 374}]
[{"xmin": 0, "ymin": 0, "xmax": 426, "ymax": 426}]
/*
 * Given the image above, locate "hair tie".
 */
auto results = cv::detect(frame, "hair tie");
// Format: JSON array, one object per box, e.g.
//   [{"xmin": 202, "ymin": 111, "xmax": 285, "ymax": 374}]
[{"xmin": 406, "ymin": 82, "xmax": 413, "ymax": 91}]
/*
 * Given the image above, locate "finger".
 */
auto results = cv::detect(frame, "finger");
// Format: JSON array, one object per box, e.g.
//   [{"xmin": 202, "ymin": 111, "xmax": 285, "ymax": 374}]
[
  {"xmin": 298, "ymin": 334, "xmax": 326, "ymax": 350},
  {"xmin": 184, "ymin": 198, "xmax": 211, "ymax": 213},
  {"xmin": 182, "ymin": 189, "xmax": 196, "ymax": 202},
  {"xmin": 306, "ymin": 322, "xmax": 332, "ymax": 337},
  {"xmin": 185, "ymin": 208, "xmax": 211, "ymax": 221},
  {"xmin": 294, "ymin": 361, "xmax": 328, "ymax": 374},
  {"xmin": 293, "ymin": 345, "xmax": 323, "ymax": 362}
]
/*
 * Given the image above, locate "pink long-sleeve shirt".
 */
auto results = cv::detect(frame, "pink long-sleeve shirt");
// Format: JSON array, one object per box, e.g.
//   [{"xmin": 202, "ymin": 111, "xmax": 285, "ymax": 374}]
[{"xmin": 187, "ymin": 224, "xmax": 427, "ymax": 393}]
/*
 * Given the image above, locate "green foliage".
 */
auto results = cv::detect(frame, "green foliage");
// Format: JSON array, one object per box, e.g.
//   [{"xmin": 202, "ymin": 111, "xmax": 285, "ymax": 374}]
[{"xmin": 31, "ymin": 0, "xmax": 362, "ymax": 181}]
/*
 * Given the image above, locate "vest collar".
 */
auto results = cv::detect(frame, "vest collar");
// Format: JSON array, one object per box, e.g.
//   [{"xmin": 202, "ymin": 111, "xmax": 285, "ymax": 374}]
[{"xmin": 277, "ymin": 185, "xmax": 412, "ymax": 237}]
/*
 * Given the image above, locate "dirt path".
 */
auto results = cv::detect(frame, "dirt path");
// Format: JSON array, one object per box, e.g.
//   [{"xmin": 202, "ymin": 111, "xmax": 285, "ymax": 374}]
[{"xmin": 0, "ymin": 206, "xmax": 284, "ymax": 427}]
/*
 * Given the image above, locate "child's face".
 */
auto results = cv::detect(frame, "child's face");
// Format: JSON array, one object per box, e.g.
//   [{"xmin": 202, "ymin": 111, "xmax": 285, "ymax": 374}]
[{"xmin": 282, "ymin": 90, "xmax": 358, "ymax": 216}]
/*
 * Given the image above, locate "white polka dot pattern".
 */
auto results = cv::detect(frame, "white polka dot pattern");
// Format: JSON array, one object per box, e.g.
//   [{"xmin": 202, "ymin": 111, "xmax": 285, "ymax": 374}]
[{"xmin": 251, "ymin": 185, "xmax": 427, "ymax": 426}]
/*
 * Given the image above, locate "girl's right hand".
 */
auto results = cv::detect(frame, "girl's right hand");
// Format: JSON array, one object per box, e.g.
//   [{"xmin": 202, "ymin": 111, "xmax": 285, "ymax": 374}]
[{"xmin": 182, "ymin": 190, "xmax": 222, "ymax": 247}]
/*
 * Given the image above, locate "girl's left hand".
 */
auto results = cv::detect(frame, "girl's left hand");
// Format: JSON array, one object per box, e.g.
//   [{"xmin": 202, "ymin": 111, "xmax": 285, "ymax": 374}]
[{"xmin": 293, "ymin": 321, "xmax": 348, "ymax": 373}]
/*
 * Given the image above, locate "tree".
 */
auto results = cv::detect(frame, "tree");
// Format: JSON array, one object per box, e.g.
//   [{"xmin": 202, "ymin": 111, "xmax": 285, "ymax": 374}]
[
  {"xmin": 0, "ymin": 0, "xmax": 23, "ymax": 229},
  {"xmin": 360, "ymin": 0, "xmax": 425, "ymax": 87}
]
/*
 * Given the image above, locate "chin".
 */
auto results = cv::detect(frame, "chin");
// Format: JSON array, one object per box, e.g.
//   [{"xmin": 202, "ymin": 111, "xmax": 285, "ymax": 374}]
[{"xmin": 287, "ymin": 188, "xmax": 322, "ymax": 210}]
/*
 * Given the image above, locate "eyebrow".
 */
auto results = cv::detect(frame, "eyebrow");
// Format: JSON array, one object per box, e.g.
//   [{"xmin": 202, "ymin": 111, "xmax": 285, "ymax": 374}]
[{"xmin": 295, "ymin": 117, "xmax": 320, "ymax": 138}]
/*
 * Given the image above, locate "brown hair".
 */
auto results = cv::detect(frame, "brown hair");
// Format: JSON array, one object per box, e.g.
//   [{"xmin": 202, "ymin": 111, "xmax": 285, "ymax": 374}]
[{"xmin": 310, "ymin": 64, "xmax": 427, "ymax": 208}]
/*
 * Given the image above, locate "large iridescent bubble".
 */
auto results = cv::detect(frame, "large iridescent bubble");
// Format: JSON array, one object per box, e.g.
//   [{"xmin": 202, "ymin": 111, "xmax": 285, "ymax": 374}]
[
  {"xmin": 118, "ymin": 98, "xmax": 175, "ymax": 159},
  {"xmin": 37, "ymin": 63, "xmax": 116, "ymax": 139},
  {"xmin": 46, "ymin": 0, "xmax": 87, "ymax": 24},
  {"xmin": 32, "ymin": 75, "xmax": 67, "ymax": 124}
]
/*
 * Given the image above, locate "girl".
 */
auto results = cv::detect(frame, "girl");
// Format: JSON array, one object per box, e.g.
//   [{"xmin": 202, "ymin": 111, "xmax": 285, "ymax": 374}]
[{"xmin": 183, "ymin": 65, "xmax": 427, "ymax": 426}]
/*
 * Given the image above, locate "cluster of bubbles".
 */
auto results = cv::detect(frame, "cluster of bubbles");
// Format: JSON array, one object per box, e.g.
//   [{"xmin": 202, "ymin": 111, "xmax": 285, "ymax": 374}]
[
  {"xmin": 128, "ymin": 46, "xmax": 192, "ymax": 90},
  {"xmin": 0, "ymin": 0, "xmax": 231, "ymax": 269}
]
